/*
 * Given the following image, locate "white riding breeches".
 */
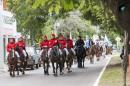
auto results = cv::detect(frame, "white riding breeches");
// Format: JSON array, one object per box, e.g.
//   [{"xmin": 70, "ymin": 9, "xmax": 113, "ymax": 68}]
[
  {"xmin": 7, "ymin": 52, "xmax": 20, "ymax": 58},
  {"xmin": 15, "ymin": 52, "xmax": 20, "ymax": 58},
  {"xmin": 23, "ymin": 50, "xmax": 27, "ymax": 57},
  {"xmin": 40, "ymin": 50, "xmax": 43, "ymax": 56},
  {"xmin": 64, "ymin": 48, "xmax": 69, "ymax": 56},
  {"xmin": 71, "ymin": 48, "xmax": 76, "ymax": 55}
]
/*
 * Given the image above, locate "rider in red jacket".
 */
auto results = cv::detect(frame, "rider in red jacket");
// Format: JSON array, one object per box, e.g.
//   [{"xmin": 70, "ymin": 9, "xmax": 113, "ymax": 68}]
[
  {"xmin": 48, "ymin": 34, "xmax": 60, "ymax": 56},
  {"xmin": 49, "ymin": 34, "xmax": 58, "ymax": 48},
  {"xmin": 16, "ymin": 37, "xmax": 27, "ymax": 57},
  {"xmin": 40, "ymin": 35, "xmax": 49, "ymax": 56},
  {"xmin": 58, "ymin": 34, "xmax": 69, "ymax": 55},
  {"xmin": 66, "ymin": 35, "xmax": 76, "ymax": 55},
  {"xmin": 58, "ymin": 35, "xmax": 66, "ymax": 49},
  {"xmin": 16, "ymin": 37, "xmax": 25, "ymax": 50},
  {"xmin": 7, "ymin": 38, "xmax": 19, "ymax": 57},
  {"xmin": 7, "ymin": 38, "xmax": 16, "ymax": 53},
  {"xmin": 40, "ymin": 35, "xmax": 49, "ymax": 49}
]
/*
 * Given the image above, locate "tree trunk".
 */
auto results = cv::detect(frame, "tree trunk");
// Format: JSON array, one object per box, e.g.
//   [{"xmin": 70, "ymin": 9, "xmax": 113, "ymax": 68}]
[{"xmin": 123, "ymin": 31, "xmax": 128, "ymax": 86}]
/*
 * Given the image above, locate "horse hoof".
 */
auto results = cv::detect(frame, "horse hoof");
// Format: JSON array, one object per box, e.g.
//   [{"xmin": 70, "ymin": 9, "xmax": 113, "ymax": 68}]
[
  {"xmin": 12, "ymin": 74, "xmax": 15, "ymax": 77},
  {"xmin": 54, "ymin": 74, "xmax": 58, "ymax": 77},
  {"xmin": 22, "ymin": 71, "xmax": 25, "ymax": 75},
  {"xmin": 60, "ymin": 72, "xmax": 64, "ymax": 75},
  {"xmin": 68, "ymin": 70, "xmax": 72, "ymax": 73},
  {"xmin": 17, "ymin": 73, "xmax": 19, "ymax": 75},
  {"xmin": 97, "ymin": 59, "xmax": 100, "ymax": 61},
  {"xmin": 10, "ymin": 73, "xmax": 12, "ymax": 77}
]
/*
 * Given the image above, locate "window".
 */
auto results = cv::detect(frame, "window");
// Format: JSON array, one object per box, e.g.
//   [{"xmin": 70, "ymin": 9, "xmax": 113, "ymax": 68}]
[{"xmin": 3, "ymin": 0, "xmax": 8, "ymax": 10}]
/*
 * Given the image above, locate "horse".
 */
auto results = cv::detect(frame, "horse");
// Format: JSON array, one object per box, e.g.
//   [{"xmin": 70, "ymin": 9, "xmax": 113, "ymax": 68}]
[
  {"xmin": 75, "ymin": 46, "xmax": 86, "ymax": 68},
  {"xmin": 95, "ymin": 45, "xmax": 103, "ymax": 61},
  {"xmin": 66, "ymin": 48, "xmax": 74, "ymax": 72},
  {"xmin": 88, "ymin": 45, "xmax": 96, "ymax": 64},
  {"xmin": 49, "ymin": 46, "xmax": 63, "ymax": 76},
  {"xmin": 106, "ymin": 46, "xmax": 113, "ymax": 55},
  {"xmin": 15, "ymin": 46, "xmax": 27, "ymax": 75},
  {"xmin": 41, "ymin": 47, "xmax": 49, "ymax": 75},
  {"xmin": 7, "ymin": 49, "xmax": 19, "ymax": 77},
  {"xmin": 60, "ymin": 49, "xmax": 66, "ymax": 72}
]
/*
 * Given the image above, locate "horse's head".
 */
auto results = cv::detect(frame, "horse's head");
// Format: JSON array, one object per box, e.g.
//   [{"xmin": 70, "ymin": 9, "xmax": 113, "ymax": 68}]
[
  {"xmin": 41, "ymin": 47, "xmax": 48, "ymax": 58},
  {"xmin": 51, "ymin": 46, "xmax": 60, "ymax": 58},
  {"xmin": 10, "ymin": 48, "xmax": 15, "ymax": 58}
]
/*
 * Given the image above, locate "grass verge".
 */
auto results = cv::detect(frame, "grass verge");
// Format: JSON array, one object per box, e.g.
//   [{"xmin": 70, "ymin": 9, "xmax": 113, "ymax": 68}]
[{"xmin": 99, "ymin": 54, "xmax": 125, "ymax": 86}]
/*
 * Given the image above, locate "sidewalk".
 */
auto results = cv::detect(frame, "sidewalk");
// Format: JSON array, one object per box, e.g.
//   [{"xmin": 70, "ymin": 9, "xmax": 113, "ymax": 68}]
[{"xmin": 0, "ymin": 58, "xmax": 8, "ymax": 74}]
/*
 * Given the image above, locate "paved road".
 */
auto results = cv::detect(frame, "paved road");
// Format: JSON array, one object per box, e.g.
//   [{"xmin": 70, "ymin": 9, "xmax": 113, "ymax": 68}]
[{"xmin": 0, "ymin": 56, "xmax": 111, "ymax": 86}]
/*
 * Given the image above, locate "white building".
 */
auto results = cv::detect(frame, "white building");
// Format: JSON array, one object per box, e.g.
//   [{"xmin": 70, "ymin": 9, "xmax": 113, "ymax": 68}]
[{"xmin": 0, "ymin": 0, "xmax": 17, "ymax": 62}]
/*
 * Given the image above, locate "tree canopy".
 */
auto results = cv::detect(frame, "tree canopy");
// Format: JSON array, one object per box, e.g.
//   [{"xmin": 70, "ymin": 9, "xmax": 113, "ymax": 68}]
[{"xmin": 7, "ymin": 0, "xmax": 122, "ymax": 44}]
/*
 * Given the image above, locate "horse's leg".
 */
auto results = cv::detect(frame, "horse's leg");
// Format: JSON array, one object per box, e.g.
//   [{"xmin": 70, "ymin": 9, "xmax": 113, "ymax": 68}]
[
  {"xmin": 16, "ymin": 64, "xmax": 19, "ymax": 76},
  {"xmin": 12, "ymin": 65, "xmax": 15, "ymax": 77},
  {"xmin": 52, "ymin": 62, "xmax": 55, "ymax": 75},
  {"xmin": 9, "ymin": 65, "xmax": 13, "ymax": 77},
  {"xmin": 22, "ymin": 61, "xmax": 25, "ymax": 75},
  {"xmin": 46, "ymin": 61, "xmax": 49, "ymax": 75},
  {"xmin": 82, "ymin": 57, "xmax": 85, "ymax": 68},
  {"xmin": 90, "ymin": 55, "xmax": 94, "ymax": 64},
  {"xmin": 43, "ymin": 61, "xmax": 46, "ymax": 75},
  {"xmin": 55, "ymin": 62, "xmax": 58, "ymax": 76}
]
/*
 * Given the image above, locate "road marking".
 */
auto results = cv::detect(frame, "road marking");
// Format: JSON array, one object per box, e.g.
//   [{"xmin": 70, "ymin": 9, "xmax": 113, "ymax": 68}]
[{"xmin": 93, "ymin": 55, "xmax": 112, "ymax": 86}]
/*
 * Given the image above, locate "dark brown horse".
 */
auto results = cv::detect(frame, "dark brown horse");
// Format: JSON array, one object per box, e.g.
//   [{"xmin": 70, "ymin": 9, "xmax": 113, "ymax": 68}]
[
  {"xmin": 41, "ymin": 47, "xmax": 49, "ymax": 75},
  {"xmin": 7, "ymin": 49, "xmax": 19, "ymax": 77},
  {"xmin": 66, "ymin": 48, "xmax": 74, "ymax": 72},
  {"xmin": 106, "ymin": 46, "xmax": 113, "ymax": 55},
  {"xmin": 95, "ymin": 45, "xmax": 103, "ymax": 61},
  {"xmin": 49, "ymin": 46, "xmax": 63, "ymax": 76},
  {"xmin": 88, "ymin": 45, "xmax": 96, "ymax": 64},
  {"xmin": 15, "ymin": 46, "xmax": 27, "ymax": 75},
  {"xmin": 75, "ymin": 46, "xmax": 86, "ymax": 68}
]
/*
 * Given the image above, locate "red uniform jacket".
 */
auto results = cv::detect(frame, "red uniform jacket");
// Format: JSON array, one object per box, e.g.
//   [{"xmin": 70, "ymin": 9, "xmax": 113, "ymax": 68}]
[
  {"xmin": 58, "ymin": 38, "xmax": 66, "ymax": 49},
  {"xmin": 49, "ymin": 38, "xmax": 58, "ymax": 48},
  {"xmin": 7, "ymin": 42, "xmax": 16, "ymax": 52},
  {"xmin": 40, "ymin": 40, "xmax": 49, "ymax": 48},
  {"xmin": 66, "ymin": 39, "xmax": 73, "ymax": 48},
  {"xmin": 16, "ymin": 41, "xmax": 25, "ymax": 50}
]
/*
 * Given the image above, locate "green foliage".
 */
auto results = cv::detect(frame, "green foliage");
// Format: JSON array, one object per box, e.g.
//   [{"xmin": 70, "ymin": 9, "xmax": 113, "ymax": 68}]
[{"xmin": 7, "ymin": 0, "xmax": 121, "ymax": 44}]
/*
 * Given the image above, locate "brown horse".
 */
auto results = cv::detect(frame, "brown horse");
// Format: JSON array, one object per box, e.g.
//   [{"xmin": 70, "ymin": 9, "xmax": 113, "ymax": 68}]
[
  {"xmin": 41, "ymin": 47, "xmax": 49, "ymax": 75},
  {"xmin": 75, "ymin": 46, "xmax": 86, "ymax": 68},
  {"xmin": 7, "ymin": 49, "xmax": 19, "ymax": 77},
  {"xmin": 49, "ymin": 46, "xmax": 63, "ymax": 76},
  {"xmin": 95, "ymin": 45, "xmax": 103, "ymax": 61},
  {"xmin": 66, "ymin": 48, "xmax": 74, "ymax": 72},
  {"xmin": 15, "ymin": 46, "xmax": 27, "ymax": 75},
  {"xmin": 88, "ymin": 45, "xmax": 96, "ymax": 64},
  {"xmin": 106, "ymin": 46, "xmax": 113, "ymax": 55}
]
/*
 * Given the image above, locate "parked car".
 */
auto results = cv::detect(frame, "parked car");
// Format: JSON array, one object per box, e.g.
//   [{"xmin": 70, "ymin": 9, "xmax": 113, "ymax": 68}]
[{"xmin": 26, "ymin": 47, "xmax": 41, "ymax": 70}]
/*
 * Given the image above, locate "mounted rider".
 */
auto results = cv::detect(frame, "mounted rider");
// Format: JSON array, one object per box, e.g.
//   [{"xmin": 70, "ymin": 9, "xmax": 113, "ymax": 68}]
[
  {"xmin": 7, "ymin": 38, "xmax": 19, "ymax": 58},
  {"xmin": 85, "ymin": 38, "xmax": 93, "ymax": 50},
  {"xmin": 66, "ymin": 35, "xmax": 76, "ymax": 55},
  {"xmin": 39, "ymin": 35, "xmax": 49, "ymax": 56},
  {"xmin": 48, "ymin": 34, "xmax": 62, "ymax": 56},
  {"xmin": 16, "ymin": 37, "xmax": 27, "ymax": 57},
  {"xmin": 58, "ymin": 34, "xmax": 69, "ymax": 56},
  {"xmin": 75, "ymin": 36, "xmax": 86, "ymax": 68}
]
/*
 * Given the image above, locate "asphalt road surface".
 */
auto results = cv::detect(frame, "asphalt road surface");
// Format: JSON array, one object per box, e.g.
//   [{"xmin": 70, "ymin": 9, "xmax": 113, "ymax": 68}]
[{"xmin": 0, "ymin": 56, "xmax": 111, "ymax": 86}]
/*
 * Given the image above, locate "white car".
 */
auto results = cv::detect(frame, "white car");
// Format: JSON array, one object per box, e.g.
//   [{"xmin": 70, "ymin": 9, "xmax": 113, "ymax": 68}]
[{"xmin": 26, "ymin": 47, "xmax": 41, "ymax": 70}]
